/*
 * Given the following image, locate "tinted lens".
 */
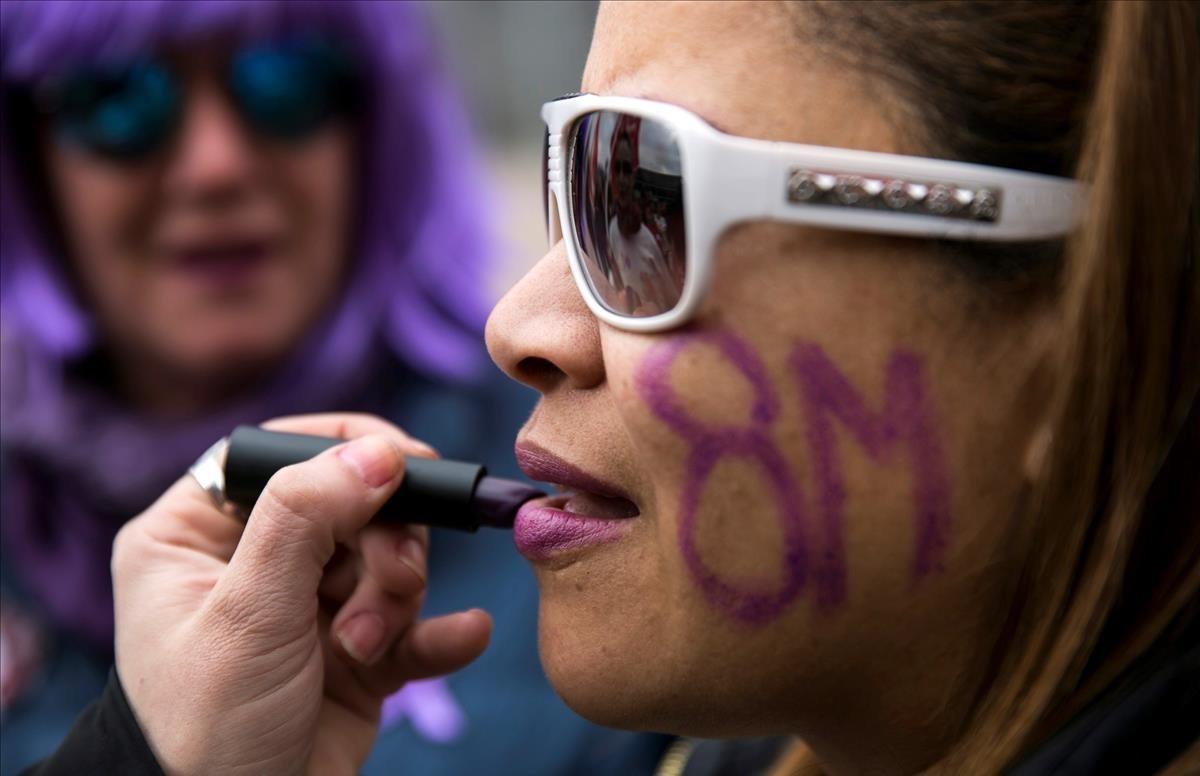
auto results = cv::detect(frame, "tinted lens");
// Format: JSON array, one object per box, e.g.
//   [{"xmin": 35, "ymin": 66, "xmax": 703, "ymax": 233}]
[
  {"xmin": 49, "ymin": 62, "xmax": 180, "ymax": 159},
  {"xmin": 568, "ymin": 111, "xmax": 686, "ymax": 318},
  {"xmin": 228, "ymin": 38, "xmax": 358, "ymax": 140}
]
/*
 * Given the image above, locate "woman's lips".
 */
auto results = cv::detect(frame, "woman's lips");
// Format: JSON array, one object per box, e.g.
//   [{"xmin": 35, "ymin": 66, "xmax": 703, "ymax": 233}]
[
  {"xmin": 513, "ymin": 442, "xmax": 639, "ymax": 560},
  {"xmin": 514, "ymin": 443, "xmax": 637, "ymax": 502},
  {"xmin": 514, "ymin": 495, "xmax": 633, "ymax": 560},
  {"xmin": 171, "ymin": 240, "xmax": 272, "ymax": 288}
]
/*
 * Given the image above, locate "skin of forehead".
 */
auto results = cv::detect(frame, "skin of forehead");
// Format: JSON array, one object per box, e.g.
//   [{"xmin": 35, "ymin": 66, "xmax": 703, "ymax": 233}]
[{"xmin": 582, "ymin": 1, "xmax": 905, "ymax": 155}]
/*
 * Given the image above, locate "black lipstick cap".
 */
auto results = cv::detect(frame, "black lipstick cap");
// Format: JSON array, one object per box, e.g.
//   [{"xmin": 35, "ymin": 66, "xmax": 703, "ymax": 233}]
[{"xmin": 224, "ymin": 426, "xmax": 540, "ymax": 532}]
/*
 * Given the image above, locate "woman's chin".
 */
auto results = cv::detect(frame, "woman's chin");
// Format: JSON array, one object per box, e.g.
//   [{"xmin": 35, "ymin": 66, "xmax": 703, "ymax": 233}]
[
  {"xmin": 176, "ymin": 344, "xmax": 280, "ymax": 378},
  {"xmin": 537, "ymin": 622, "xmax": 662, "ymax": 731},
  {"xmin": 530, "ymin": 550, "xmax": 807, "ymax": 738},
  {"xmin": 537, "ymin": 624, "xmax": 732, "ymax": 737},
  {"xmin": 533, "ymin": 582, "xmax": 685, "ymax": 732},
  {"xmin": 133, "ymin": 335, "xmax": 295, "ymax": 406}
]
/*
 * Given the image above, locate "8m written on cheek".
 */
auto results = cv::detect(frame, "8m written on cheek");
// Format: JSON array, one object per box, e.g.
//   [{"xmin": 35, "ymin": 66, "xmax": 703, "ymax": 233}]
[{"xmin": 636, "ymin": 330, "xmax": 951, "ymax": 623}]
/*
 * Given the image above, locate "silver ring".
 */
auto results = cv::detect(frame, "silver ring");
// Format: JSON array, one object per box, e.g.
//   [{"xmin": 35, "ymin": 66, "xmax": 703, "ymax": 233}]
[{"xmin": 188, "ymin": 437, "xmax": 245, "ymax": 519}]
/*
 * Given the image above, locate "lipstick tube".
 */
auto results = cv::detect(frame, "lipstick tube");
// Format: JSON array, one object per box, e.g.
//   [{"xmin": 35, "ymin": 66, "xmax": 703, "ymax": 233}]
[{"xmin": 203, "ymin": 425, "xmax": 544, "ymax": 532}]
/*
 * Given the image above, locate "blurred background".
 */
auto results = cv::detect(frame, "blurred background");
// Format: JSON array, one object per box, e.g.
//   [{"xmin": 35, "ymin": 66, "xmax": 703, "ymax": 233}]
[
  {"xmin": 425, "ymin": 0, "xmax": 599, "ymax": 295},
  {"xmin": 1, "ymin": 2, "xmax": 674, "ymax": 775}
]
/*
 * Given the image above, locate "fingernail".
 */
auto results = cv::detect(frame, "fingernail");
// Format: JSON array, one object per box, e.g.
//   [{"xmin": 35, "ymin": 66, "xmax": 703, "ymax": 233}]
[
  {"xmin": 337, "ymin": 612, "xmax": 386, "ymax": 665},
  {"xmin": 338, "ymin": 436, "xmax": 401, "ymax": 488},
  {"xmin": 396, "ymin": 536, "xmax": 426, "ymax": 585},
  {"xmin": 411, "ymin": 441, "xmax": 438, "ymax": 458}
]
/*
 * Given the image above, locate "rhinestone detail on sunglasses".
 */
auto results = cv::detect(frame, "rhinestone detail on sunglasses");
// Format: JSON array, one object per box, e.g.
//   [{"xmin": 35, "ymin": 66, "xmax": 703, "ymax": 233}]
[{"xmin": 787, "ymin": 169, "xmax": 1001, "ymax": 223}]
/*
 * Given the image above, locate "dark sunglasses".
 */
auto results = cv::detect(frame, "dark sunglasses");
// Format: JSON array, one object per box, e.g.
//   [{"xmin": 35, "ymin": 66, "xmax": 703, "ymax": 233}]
[
  {"xmin": 33, "ymin": 36, "xmax": 360, "ymax": 161},
  {"xmin": 542, "ymin": 94, "xmax": 1087, "ymax": 331}
]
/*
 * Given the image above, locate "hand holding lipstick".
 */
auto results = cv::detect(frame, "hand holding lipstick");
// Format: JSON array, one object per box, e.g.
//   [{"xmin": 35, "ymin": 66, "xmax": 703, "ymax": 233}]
[{"xmin": 110, "ymin": 413, "xmax": 492, "ymax": 776}]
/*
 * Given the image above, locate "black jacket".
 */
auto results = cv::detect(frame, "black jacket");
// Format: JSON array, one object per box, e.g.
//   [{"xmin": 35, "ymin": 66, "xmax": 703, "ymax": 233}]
[
  {"xmin": 677, "ymin": 634, "xmax": 1200, "ymax": 776},
  {"xmin": 24, "ymin": 636, "xmax": 1200, "ymax": 776}
]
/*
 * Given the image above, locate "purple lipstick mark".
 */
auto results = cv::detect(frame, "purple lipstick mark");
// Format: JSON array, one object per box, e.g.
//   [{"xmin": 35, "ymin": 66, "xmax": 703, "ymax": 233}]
[
  {"xmin": 636, "ymin": 330, "xmax": 952, "ymax": 623},
  {"xmin": 637, "ymin": 331, "xmax": 809, "ymax": 625},
  {"xmin": 792, "ymin": 344, "xmax": 951, "ymax": 609}
]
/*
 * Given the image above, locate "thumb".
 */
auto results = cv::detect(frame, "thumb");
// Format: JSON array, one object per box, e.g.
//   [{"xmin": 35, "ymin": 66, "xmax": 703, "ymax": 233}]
[{"xmin": 209, "ymin": 434, "xmax": 406, "ymax": 626}]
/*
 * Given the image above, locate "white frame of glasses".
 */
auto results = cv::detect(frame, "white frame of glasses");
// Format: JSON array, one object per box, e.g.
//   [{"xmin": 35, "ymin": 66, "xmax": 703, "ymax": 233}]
[{"xmin": 542, "ymin": 93, "xmax": 1087, "ymax": 333}]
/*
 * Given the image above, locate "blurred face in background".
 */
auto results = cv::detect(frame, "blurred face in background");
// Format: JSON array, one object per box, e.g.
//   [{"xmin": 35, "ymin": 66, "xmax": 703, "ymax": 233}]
[{"xmin": 39, "ymin": 40, "xmax": 357, "ymax": 409}]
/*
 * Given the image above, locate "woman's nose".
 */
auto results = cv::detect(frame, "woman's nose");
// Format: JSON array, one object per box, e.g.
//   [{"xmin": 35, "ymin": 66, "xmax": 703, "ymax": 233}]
[
  {"xmin": 161, "ymin": 75, "xmax": 256, "ymax": 205},
  {"xmin": 486, "ymin": 243, "xmax": 606, "ymax": 394}
]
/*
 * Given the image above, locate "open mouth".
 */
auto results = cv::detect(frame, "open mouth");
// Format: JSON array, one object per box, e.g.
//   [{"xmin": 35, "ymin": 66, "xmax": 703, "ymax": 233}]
[
  {"xmin": 514, "ymin": 442, "xmax": 640, "ymax": 520},
  {"xmin": 553, "ymin": 489, "xmax": 640, "ymax": 520},
  {"xmin": 178, "ymin": 240, "xmax": 268, "ymax": 265},
  {"xmin": 512, "ymin": 442, "xmax": 640, "ymax": 560},
  {"xmin": 171, "ymin": 238, "xmax": 273, "ymax": 284}
]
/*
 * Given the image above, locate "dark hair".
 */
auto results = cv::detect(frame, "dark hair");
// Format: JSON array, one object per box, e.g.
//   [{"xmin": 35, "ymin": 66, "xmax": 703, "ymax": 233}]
[{"xmin": 790, "ymin": 2, "xmax": 1199, "ymax": 772}]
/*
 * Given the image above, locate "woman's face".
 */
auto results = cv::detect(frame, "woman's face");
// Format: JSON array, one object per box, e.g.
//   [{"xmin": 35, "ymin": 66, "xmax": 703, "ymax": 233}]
[
  {"xmin": 43, "ymin": 43, "xmax": 353, "ymax": 397},
  {"xmin": 487, "ymin": 1, "xmax": 1053, "ymax": 762}
]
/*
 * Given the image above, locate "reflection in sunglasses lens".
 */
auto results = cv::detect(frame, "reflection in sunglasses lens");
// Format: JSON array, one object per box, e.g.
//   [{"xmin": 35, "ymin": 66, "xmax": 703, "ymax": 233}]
[{"xmin": 568, "ymin": 111, "xmax": 686, "ymax": 318}]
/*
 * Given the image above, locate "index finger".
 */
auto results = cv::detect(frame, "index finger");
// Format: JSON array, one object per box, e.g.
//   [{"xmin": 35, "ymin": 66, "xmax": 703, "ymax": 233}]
[
  {"xmin": 130, "ymin": 474, "xmax": 246, "ymax": 563},
  {"xmin": 262, "ymin": 413, "xmax": 438, "ymax": 457}
]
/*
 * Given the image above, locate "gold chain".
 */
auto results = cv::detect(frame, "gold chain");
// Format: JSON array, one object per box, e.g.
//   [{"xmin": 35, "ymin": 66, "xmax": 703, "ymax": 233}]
[{"xmin": 654, "ymin": 738, "xmax": 697, "ymax": 776}]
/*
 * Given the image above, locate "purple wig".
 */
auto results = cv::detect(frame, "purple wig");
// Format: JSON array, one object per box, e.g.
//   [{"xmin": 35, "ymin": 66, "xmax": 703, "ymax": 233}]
[{"xmin": 0, "ymin": 0, "xmax": 497, "ymax": 647}]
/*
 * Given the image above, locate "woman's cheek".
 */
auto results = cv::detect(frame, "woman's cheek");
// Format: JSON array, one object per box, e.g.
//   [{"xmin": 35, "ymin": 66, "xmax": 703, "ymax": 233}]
[{"xmin": 621, "ymin": 326, "xmax": 957, "ymax": 627}]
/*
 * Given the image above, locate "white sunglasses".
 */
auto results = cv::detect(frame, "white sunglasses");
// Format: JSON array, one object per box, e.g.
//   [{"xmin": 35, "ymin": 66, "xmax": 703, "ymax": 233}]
[{"xmin": 542, "ymin": 93, "xmax": 1087, "ymax": 332}]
